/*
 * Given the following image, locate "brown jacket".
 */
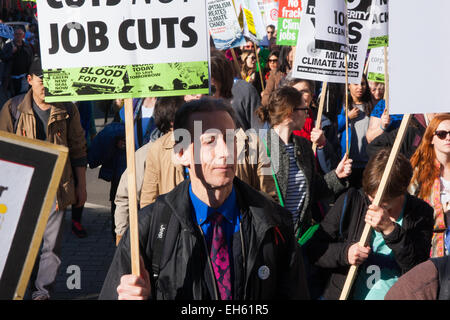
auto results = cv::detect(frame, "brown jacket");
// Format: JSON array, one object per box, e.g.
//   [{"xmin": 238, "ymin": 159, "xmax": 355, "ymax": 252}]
[
  {"xmin": 0, "ymin": 89, "xmax": 87, "ymax": 210},
  {"xmin": 139, "ymin": 129, "xmax": 276, "ymax": 208},
  {"xmin": 261, "ymin": 70, "xmax": 286, "ymax": 107},
  {"xmin": 385, "ymin": 260, "xmax": 439, "ymax": 300}
]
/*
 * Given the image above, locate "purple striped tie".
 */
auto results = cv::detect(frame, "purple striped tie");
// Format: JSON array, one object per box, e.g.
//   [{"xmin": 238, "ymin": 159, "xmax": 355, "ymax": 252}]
[{"xmin": 210, "ymin": 212, "xmax": 232, "ymax": 300}]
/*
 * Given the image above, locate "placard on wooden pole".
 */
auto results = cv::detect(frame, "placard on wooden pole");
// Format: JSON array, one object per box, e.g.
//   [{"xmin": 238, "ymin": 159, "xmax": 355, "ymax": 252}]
[
  {"xmin": 123, "ymin": 98, "xmax": 140, "ymax": 277},
  {"xmin": 339, "ymin": 113, "xmax": 412, "ymax": 300}
]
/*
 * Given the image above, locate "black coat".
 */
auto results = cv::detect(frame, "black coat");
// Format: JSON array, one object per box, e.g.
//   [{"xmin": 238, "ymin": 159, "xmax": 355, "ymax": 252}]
[
  {"xmin": 99, "ymin": 177, "xmax": 310, "ymax": 300},
  {"xmin": 366, "ymin": 115, "xmax": 427, "ymax": 160},
  {"xmin": 303, "ymin": 188, "xmax": 434, "ymax": 300}
]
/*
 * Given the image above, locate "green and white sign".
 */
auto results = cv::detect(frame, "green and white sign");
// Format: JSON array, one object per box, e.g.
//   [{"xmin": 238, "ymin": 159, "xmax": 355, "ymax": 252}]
[
  {"xmin": 276, "ymin": 0, "xmax": 302, "ymax": 46},
  {"xmin": 36, "ymin": 0, "xmax": 209, "ymax": 102},
  {"xmin": 368, "ymin": 0, "xmax": 388, "ymax": 48},
  {"xmin": 367, "ymin": 47, "xmax": 385, "ymax": 83}
]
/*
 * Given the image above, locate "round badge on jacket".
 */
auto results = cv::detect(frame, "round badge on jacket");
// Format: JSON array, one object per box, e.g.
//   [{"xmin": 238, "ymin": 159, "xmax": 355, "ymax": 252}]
[{"xmin": 258, "ymin": 265, "xmax": 270, "ymax": 280}]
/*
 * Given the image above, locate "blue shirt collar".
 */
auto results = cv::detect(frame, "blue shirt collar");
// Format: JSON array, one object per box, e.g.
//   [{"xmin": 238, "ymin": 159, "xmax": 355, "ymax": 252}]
[{"xmin": 189, "ymin": 183, "xmax": 238, "ymax": 226}]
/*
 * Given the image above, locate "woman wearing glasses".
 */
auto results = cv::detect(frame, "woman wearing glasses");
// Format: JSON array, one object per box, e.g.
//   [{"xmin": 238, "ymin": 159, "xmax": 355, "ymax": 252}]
[
  {"xmin": 256, "ymin": 86, "xmax": 352, "ymax": 239},
  {"xmin": 410, "ymin": 114, "xmax": 450, "ymax": 257}
]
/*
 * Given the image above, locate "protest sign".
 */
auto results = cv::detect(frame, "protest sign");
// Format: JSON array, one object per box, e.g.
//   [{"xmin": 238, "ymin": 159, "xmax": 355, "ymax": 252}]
[
  {"xmin": 0, "ymin": 23, "xmax": 14, "ymax": 39},
  {"xmin": 0, "ymin": 132, "xmax": 67, "ymax": 300},
  {"xmin": 208, "ymin": 0, "xmax": 246, "ymax": 50},
  {"xmin": 368, "ymin": 0, "xmax": 388, "ymax": 48},
  {"xmin": 261, "ymin": 1, "xmax": 279, "ymax": 28},
  {"xmin": 292, "ymin": 0, "xmax": 373, "ymax": 84},
  {"xmin": 240, "ymin": 0, "xmax": 267, "ymax": 42},
  {"xmin": 36, "ymin": 0, "xmax": 210, "ymax": 102},
  {"xmin": 276, "ymin": 0, "xmax": 302, "ymax": 46},
  {"xmin": 314, "ymin": 0, "xmax": 348, "ymax": 53},
  {"xmin": 367, "ymin": 46, "xmax": 385, "ymax": 83},
  {"xmin": 389, "ymin": 0, "xmax": 450, "ymax": 115}
]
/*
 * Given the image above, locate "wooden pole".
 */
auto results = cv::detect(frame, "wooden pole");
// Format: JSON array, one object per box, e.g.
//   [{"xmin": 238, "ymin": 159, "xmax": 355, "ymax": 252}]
[
  {"xmin": 345, "ymin": 54, "xmax": 349, "ymax": 157},
  {"xmin": 384, "ymin": 46, "xmax": 389, "ymax": 112},
  {"xmin": 123, "ymin": 98, "xmax": 141, "ymax": 277},
  {"xmin": 312, "ymin": 81, "xmax": 328, "ymax": 154},
  {"xmin": 339, "ymin": 114, "xmax": 412, "ymax": 300},
  {"xmin": 230, "ymin": 48, "xmax": 241, "ymax": 78},
  {"xmin": 253, "ymin": 42, "xmax": 265, "ymax": 91}
]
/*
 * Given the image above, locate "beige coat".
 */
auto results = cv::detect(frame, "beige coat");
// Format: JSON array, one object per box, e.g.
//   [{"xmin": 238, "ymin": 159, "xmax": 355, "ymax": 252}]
[{"xmin": 0, "ymin": 90, "xmax": 87, "ymax": 210}]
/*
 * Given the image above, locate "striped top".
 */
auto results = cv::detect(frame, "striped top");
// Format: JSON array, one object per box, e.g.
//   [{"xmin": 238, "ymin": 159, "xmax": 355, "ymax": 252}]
[{"xmin": 284, "ymin": 143, "xmax": 307, "ymax": 224}]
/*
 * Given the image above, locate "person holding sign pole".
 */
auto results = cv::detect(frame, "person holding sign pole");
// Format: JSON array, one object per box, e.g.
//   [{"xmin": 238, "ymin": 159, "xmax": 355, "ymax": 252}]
[
  {"xmin": 99, "ymin": 97, "xmax": 310, "ymax": 300},
  {"xmin": 255, "ymin": 86, "xmax": 352, "ymax": 239},
  {"xmin": 410, "ymin": 114, "xmax": 450, "ymax": 258},
  {"xmin": 337, "ymin": 75, "xmax": 374, "ymax": 189},
  {"xmin": 303, "ymin": 149, "xmax": 434, "ymax": 300}
]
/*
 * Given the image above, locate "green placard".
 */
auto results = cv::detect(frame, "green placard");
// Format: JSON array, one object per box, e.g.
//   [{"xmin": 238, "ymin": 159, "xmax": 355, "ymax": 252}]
[
  {"xmin": 43, "ymin": 61, "xmax": 209, "ymax": 103},
  {"xmin": 367, "ymin": 72, "xmax": 385, "ymax": 83},
  {"xmin": 368, "ymin": 36, "xmax": 389, "ymax": 49},
  {"xmin": 276, "ymin": 17, "xmax": 300, "ymax": 46}
]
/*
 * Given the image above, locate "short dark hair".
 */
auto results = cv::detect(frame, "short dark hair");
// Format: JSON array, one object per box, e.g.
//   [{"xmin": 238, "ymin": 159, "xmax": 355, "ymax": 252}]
[
  {"xmin": 153, "ymin": 96, "xmax": 185, "ymax": 134},
  {"xmin": 210, "ymin": 49, "xmax": 234, "ymax": 99},
  {"xmin": 173, "ymin": 97, "xmax": 237, "ymax": 143},
  {"xmin": 362, "ymin": 148, "xmax": 413, "ymax": 201}
]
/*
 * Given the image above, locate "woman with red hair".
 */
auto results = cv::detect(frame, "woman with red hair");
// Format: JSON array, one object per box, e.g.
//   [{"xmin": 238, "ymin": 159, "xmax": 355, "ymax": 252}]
[{"xmin": 410, "ymin": 114, "xmax": 450, "ymax": 257}]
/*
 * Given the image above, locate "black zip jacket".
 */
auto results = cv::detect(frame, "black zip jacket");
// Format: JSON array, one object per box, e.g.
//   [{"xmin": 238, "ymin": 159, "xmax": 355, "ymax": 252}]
[
  {"xmin": 303, "ymin": 188, "xmax": 434, "ymax": 300},
  {"xmin": 99, "ymin": 177, "xmax": 310, "ymax": 300}
]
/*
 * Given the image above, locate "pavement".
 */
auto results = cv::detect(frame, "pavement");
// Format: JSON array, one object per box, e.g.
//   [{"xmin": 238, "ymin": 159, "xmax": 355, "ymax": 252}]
[{"xmin": 51, "ymin": 111, "xmax": 118, "ymax": 300}]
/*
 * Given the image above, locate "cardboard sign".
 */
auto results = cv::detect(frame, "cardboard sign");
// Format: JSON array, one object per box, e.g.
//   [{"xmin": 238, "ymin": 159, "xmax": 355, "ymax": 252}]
[
  {"xmin": 237, "ymin": 0, "xmax": 267, "ymax": 41},
  {"xmin": 367, "ymin": 46, "xmax": 385, "ymax": 83},
  {"xmin": 389, "ymin": 0, "xmax": 450, "ymax": 115},
  {"xmin": 261, "ymin": 1, "xmax": 279, "ymax": 28},
  {"xmin": 36, "ymin": 0, "xmax": 210, "ymax": 102},
  {"xmin": 314, "ymin": 0, "xmax": 348, "ymax": 53},
  {"xmin": 292, "ymin": 0, "xmax": 373, "ymax": 84},
  {"xmin": 369, "ymin": 0, "xmax": 388, "ymax": 48},
  {"xmin": 208, "ymin": 0, "xmax": 246, "ymax": 50},
  {"xmin": 276, "ymin": 0, "xmax": 302, "ymax": 46},
  {"xmin": 0, "ymin": 132, "xmax": 68, "ymax": 300}
]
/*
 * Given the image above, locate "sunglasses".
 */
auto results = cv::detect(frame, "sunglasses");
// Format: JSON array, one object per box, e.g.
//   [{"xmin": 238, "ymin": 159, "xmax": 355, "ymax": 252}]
[
  {"xmin": 268, "ymin": 59, "xmax": 278, "ymax": 63},
  {"xmin": 267, "ymin": 31, "xmax": 274, "ymax": 34},
  {"xmin": 434, "ymin": 130, "xmax": 450, "ymax": 140}
]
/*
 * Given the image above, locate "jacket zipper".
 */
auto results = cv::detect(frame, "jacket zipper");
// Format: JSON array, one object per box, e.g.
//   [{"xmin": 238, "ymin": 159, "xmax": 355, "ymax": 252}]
[{"xmin": 197, "ymin": 225, "xmax": 219, "ymax": 300}]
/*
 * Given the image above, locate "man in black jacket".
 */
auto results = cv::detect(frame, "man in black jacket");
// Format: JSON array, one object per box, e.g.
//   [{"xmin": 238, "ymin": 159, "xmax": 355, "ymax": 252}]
[{"xmin": 99, "ymin": 97, "xmax": 310, "ymax": 300}]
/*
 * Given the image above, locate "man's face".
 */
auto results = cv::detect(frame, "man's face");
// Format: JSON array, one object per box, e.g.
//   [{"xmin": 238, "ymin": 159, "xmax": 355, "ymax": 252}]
[
  {"xmin": 182, "ymin": 110, "xmax": 237, "ymax": 190},
  {"xmin": 267, "ymin": 27, "xmax": 275, "ymax": 40},
  {"xmin": 14, "ymin": 29, "xmax": 24, "ymax": 43},
  {"xmin": 27, "ymin": 74, "xmax": 45, "ymax": 102}
]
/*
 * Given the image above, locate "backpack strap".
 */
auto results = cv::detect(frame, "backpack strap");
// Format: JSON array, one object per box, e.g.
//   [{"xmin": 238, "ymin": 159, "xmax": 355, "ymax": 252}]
[
  {"xmin": 151, "ymin": 208, "xmax": 173, "ymax": 280},
  {"xmin": 339, "ymin": 188, "xmax": 352, "ymax": 238},
  {"xmin": 431, "ymin": 256, "xmax": 450, "ymax": 300},
  {"xmin": 9, "ymin": 93, "xmax": 26, "ymax": 133}
]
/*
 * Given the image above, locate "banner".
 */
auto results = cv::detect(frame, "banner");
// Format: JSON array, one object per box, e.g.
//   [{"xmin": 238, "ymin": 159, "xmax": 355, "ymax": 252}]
[
  {"xmin": 0, "ymin": 160, "xmax": 34, "ymax": 278},
  {"xmin": 261, "ymin": 1, "xmax": 279, "ymax": 28},
  {"xmin": 43, "ymin": 62, "xmax": 208, "ymax": 103},
  {"xmin": 0, "ymin": 23, "xmax": 14, "ymax": 39},
  {"xmin": 389, "ymin": 0, "xmax": 450, "ymax": 115},
  {"xmin": 367, "ymin": 46, "xmax": 385, "ymax": 83},
  {"xmin": 208, "ymin": 0, "xmax": 246, "ymax": 50},
  {"xmin": 292, "ymin": 0, "xmax": 373, "ymax": 84},
  {"xmin": 240, "ymin": 0, "xmax": 267, "ymax": 42},
  {"xmin": 36, "ymin": 0, "xmax": 210, "ymax": 102},
  {"xmin": 276, "ymin": 0, "xmax": 302, "ymax": 46},
  {"xmin": 368, "ymin": 0, "xmax": 388, "ymax": 48},
  {"xmin": 314, "ymin": 0, "xmax": 348, "ymax": 53}
]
